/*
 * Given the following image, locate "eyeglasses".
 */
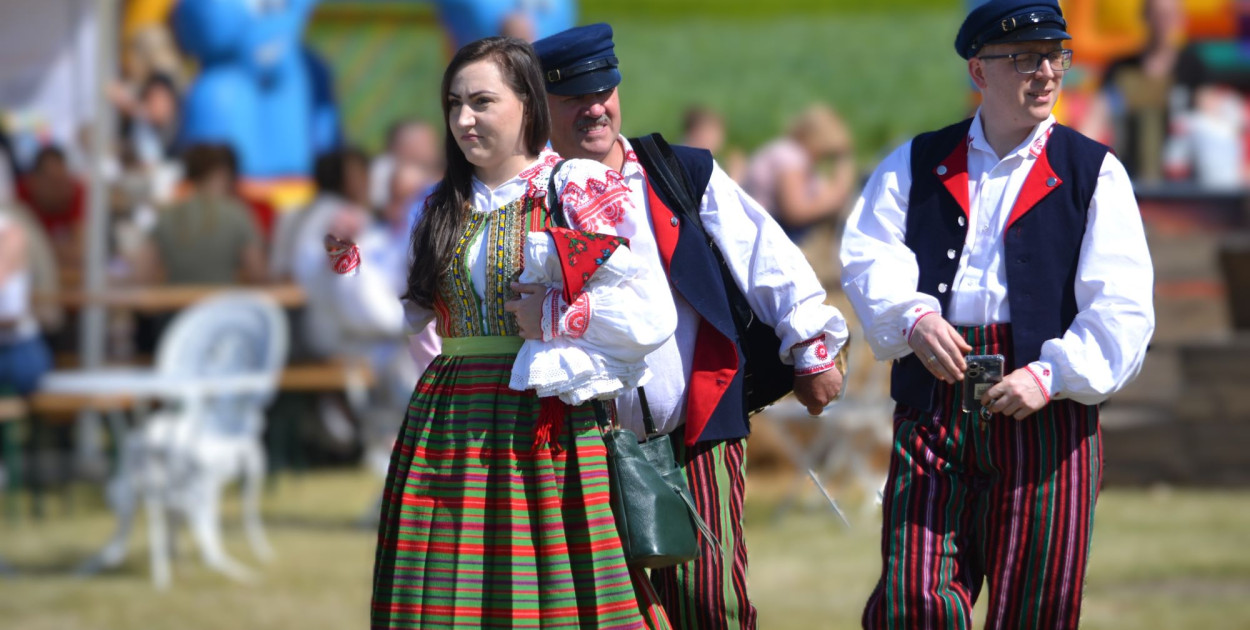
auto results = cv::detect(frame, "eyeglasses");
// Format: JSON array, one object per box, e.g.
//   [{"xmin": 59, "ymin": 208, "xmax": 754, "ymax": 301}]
[{"xmin": 977, "ymin": 49, "xmax": 1073, "ymax": 74}]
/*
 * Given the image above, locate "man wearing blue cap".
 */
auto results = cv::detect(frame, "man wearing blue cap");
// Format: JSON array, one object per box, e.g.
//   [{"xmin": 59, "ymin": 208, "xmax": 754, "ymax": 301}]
[
  {"xmin": 840, "ymin": 0, "xmax": 1154, "ymax": 628},
  {"xmin": 532, "ymin": 22, "xmax": 849, "ymax": 630}
]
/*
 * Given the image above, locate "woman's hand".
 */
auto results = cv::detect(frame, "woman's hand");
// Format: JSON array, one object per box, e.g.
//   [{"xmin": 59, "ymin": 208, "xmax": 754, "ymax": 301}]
[{"xmin": 504, "ymin": 283, "xmax": 547, "ymax": 340}]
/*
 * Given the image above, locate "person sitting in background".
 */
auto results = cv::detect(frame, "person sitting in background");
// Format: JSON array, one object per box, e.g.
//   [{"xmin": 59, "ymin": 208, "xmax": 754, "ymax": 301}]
[
  {"xmin": 219, "ymin": 144, "xmax": 277, "ymax": 243},
  {"xmin": 0, "ymin": 211, "xmax": 52, "ymax": 397},
  {"xmin": 741, "ymin": 103, "xmax": 856, "ymax": 244},
  {"xmin": 1169, "ymin": 83, "xmax": 1247, "ymax": 189},
  {"xmin": 681, "ymin": 104, "xmax": 745, "ymax": 183},
  {"xmin": 16, "ymin": 145, "xmax": 86, "ymax": 272},
  {"xmin": 133, "ymin": 144, "xmax": 266, "ymax": 286}
]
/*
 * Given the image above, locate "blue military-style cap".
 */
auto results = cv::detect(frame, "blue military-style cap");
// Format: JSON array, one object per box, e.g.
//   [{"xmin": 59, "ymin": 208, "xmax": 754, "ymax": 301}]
[
  {"xmin": 532, "ymin": 23, "xmax": 622, "ymax": 96},
  {"xmin": 955, "ymin": 0, "xmax": 1071, "ymax": 60}
]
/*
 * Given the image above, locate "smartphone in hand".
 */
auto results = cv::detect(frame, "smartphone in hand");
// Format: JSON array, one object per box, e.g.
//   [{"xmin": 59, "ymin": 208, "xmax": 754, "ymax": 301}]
[{"xmin": 961, "ymin": 354, "xmax": 1005, "ymax": 414}]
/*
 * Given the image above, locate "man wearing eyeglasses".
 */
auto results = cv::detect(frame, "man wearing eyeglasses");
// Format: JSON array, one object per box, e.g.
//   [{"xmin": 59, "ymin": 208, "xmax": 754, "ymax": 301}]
[{"xmin": 840, "ymin": 0, "xmax": 1155, "ymax": 628}]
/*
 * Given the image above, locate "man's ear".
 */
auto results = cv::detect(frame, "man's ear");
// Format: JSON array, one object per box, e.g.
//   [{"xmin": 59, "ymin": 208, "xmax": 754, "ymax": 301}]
[{"xmin": 968, "ymin": 58, "xmax": 989, "ymax": 90}]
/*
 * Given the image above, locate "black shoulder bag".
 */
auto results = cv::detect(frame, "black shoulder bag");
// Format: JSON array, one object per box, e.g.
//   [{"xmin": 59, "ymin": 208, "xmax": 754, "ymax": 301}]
[{"xmin": 628, "ymin": 133, "xmax": 794, "ymax": 414}]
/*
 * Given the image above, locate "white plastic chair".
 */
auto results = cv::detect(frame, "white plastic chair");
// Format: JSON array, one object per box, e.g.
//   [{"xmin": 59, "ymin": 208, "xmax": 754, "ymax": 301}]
[{"xmin": 105, "ymin": 291, "xmax": 289, "ymax": 587}]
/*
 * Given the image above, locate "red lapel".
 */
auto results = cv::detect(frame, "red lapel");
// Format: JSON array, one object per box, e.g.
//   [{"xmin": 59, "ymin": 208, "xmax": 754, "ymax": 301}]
[
  {"xmin": 936, "ymin": 137, "xmax": 971, "ymax": 219},
  {"xmin": 684, "ymin": 319, "xmax": 737, "ymax": 447},
  {"xmin": 1005, "ymin": 140, "xmax": 1061, "ymax": 230},
  {"xmin": 639, "ymin": 166, "xmax": 737, "ymax": 446},
  {"xmin": 645, "ymin": 178, "xmax": 679, "ymax": 272}
]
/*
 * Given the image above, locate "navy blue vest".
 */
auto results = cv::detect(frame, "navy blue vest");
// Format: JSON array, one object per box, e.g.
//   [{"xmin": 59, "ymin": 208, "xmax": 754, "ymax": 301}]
[
  {"xmin": 891, "ymin": 120, "xmax": 1108, "ymax": 412},
  {"xmin": 645, "ymin": 145, "xmax": 752, "ymax": 443}
]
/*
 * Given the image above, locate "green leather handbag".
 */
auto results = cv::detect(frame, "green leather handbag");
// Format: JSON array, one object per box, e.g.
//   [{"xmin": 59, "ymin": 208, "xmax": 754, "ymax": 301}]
[{"xmin": 593, "ymin": 390, "xmax": 717, "ymax": 569}]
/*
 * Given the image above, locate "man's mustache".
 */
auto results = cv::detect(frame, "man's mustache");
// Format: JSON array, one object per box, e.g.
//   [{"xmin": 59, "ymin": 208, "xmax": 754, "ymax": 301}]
[{"xmin": 576, "ymin": 115, "xmax": 611, "ymax": 131}]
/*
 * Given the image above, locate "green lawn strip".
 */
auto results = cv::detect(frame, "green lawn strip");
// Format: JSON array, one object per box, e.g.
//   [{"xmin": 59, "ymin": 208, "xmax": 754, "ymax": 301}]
[{"xmin": 307, "ymin": 10, "xmax": 967, "ymax": 165}]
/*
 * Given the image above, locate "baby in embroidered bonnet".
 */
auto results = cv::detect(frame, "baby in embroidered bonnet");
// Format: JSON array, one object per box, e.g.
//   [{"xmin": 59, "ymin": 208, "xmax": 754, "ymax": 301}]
[{"xmin": 508, "ymin": 226, "xmax": 652, "ymax": 405}]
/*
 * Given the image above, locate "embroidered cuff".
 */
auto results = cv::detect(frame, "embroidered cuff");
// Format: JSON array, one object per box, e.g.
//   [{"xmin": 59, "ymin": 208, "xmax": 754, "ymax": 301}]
[
  {"xmin": 542, "ymin": 290, "xmax": 592, "ymax": 340},
  {"xmin": 903, "ymin": 306, "xmax": 939, "ymax": 343},
  {"xmin": 1025, "ymin": 361, "xmax": 1053, "ymax": 403},
  {"xmin": 541, "ymin": 289, "xmax": 561, "ymax": 342},
  {"xmin": 791, "ymin": 335, "xmax": 836, "ymax": 376},
  {"xmin": 328, "ymin": 243, "xmax": 361, "ymax": 276}
]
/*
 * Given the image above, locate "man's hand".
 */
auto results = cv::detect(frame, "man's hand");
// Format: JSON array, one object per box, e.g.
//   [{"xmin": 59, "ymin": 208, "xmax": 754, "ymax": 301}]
[
  {"xmin": 504, "ymin": 282, "xmax": 547, "ymax": 340},
  {"xmin": 793, "ymin": 367, "xmax": 844, "ymax": 415},
  {"xmin": 908, "ymin": 313, "xmax": 972, "ymax": 383},
  {"xmin": 983, "ymin": 368, "xmax": 1048, "ymax": 419}
]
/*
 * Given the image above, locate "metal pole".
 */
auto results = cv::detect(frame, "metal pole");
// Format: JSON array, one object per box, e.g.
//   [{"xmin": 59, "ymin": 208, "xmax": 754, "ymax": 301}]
[
  {"xmin": 80, "ymin": 0, "xmax": 115, "ymax": 369},
  {"xmin": 72, "ymin": 0, "xmax": 117, "ymax": 483}
]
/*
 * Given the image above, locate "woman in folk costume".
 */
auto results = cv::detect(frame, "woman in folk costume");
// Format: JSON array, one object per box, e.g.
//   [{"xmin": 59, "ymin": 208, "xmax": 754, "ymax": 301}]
[{"xmin": 326, "ymin": 36, "xmax": 678, "ymax": 629}]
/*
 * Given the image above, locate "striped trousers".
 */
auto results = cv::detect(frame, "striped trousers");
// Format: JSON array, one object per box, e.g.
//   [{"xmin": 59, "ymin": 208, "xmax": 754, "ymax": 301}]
[
  {"xmin": 863, "ymin": 324, "xmax": 1102, "ymax": 630},
  {"xmin": 651, "ymin": 438, "xmax": 757, "ymax": 630}
]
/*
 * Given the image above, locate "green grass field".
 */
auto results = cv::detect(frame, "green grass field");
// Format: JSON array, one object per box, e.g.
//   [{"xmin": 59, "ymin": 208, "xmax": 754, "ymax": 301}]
[
  {"xmin": 308, "ymin": 3, "xmax": 969, "ymax": 165},
  {"xmin": 2, "ymin": 469, "xmax": 1248, "ymax": 629}
]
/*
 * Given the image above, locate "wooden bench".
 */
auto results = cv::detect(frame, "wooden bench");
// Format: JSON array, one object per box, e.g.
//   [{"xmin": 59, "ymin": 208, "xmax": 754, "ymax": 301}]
[
  {"xmin": 27, "ymin": 392, "xmax": 136, "ymax": 420},
  {"xmin": 279, "ymin": 358, "xmax": 376, "ymax": 392},
  {"xmin": 9, "ymin": 359, "xmax": 376, "ymax": 487}
]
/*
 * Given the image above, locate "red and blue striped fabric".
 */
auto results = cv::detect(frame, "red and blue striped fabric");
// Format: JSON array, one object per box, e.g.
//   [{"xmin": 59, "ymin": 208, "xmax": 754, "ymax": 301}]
[{"xmin": 650, "ymin": 438, "xmax": 757, "ymax": 630}]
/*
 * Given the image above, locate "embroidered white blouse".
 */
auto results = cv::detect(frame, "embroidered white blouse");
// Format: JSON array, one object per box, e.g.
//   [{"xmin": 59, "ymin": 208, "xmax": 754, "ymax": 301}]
[
  {"xmin": 339, "ymin": 151, "xmax": 677, "ymax": 402},
  {"xmin": 840, "ymin": 111, "xmax": 1155, "ymax": 405},
  {"xmin": 510, "ymin": 231, "xmax": 654, "ymax": 404}
]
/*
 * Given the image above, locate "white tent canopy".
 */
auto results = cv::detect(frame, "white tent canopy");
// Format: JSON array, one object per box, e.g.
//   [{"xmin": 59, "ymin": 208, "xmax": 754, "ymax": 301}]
[
  {"xmin": 0, "ymin": 0, "xmax": 99, "ymax": 170},
  {"xmin": 0, "ymin": 0, "xmax": 114, "ymax": 368}
]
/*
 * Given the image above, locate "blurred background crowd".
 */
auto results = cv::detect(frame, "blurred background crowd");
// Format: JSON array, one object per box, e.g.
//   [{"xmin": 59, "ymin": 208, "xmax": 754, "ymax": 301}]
[{"xmin": 0, "ymin": 1, "xmax": 1248, "ymax": 628}]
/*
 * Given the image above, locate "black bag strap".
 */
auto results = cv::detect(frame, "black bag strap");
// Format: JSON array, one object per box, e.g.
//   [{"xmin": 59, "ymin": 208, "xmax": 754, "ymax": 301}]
[
  {"xmin": 592, "ymin": 387, "xmax": 657, "ymax": 437},
  {"xmin": 630, "ymin": 134, "xmax": 704, "ymax": 233},
  {"xmin": 545, "ymin": 159, "xmax": 570, "ymax": 229},
  {"xmin": 591, "ymin": 399, "xmax": 613, "ymax": 431},
  {"xmin": 628, "ymin": 133, "xmax": 755, "ymax": 333},
  {"xmin": 636, "ymin": 387, "xmax": 657, "ymax": 437}
]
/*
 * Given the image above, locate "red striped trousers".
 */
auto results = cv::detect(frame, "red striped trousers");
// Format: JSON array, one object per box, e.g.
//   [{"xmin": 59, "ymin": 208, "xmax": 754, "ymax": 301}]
[
  {"xmin": 863, "ymin": 324, "xmax": 1101, "ymax": 630},
  {"xmin": 651, "ymin": 438, "xmax": 757, "ymax": 630}
]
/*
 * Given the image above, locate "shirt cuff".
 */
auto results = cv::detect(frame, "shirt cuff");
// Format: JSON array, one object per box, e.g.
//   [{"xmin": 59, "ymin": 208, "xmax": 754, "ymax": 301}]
[
  {"xmin": 1025, "ymin": 361, "xmax": 1054, "ymax": 402},
  {"xmin": 328, "ymin": 243, "xmax": 361, "ymax": 276},
  {"xmin": 540, "ymin": 289, "xmax": 560, "ymax": 341},
  {"xmin": 541, "ymin": 289, "xmax": 592, "ymax": 340},
  {"xmin": 903, "ymin": 305, "xmax": 939, "ymax": 344},
  {"xmin": 791, "ymin": 334, "xmax": 836, "ymax": 376}
]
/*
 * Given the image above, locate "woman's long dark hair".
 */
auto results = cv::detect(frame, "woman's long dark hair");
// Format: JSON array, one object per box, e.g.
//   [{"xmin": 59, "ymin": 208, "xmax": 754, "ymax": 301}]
[{"xmin": 404, "ymin": 37, "xmax": 551, "ymax": 309}]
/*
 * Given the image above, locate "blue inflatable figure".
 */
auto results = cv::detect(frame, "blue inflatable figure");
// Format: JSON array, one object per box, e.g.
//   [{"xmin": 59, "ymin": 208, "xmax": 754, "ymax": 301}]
[
  {"xmin": 437, "ymin": 0, "xmax": 577, "ymax": 50},
  {"xmin": 173, "ymin": 0, "xmax": 338, "ymax": 178}
]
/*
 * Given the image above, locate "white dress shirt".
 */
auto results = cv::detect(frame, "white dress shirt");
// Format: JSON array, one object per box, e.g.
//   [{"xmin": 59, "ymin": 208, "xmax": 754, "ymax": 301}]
[
  {"xmin": 611, "ymin": 137, "xmax": 849, "ymax": 436},
  {"xmin": 840, "ymin": 110, "xmax": 1155, "ymax": 405}
]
